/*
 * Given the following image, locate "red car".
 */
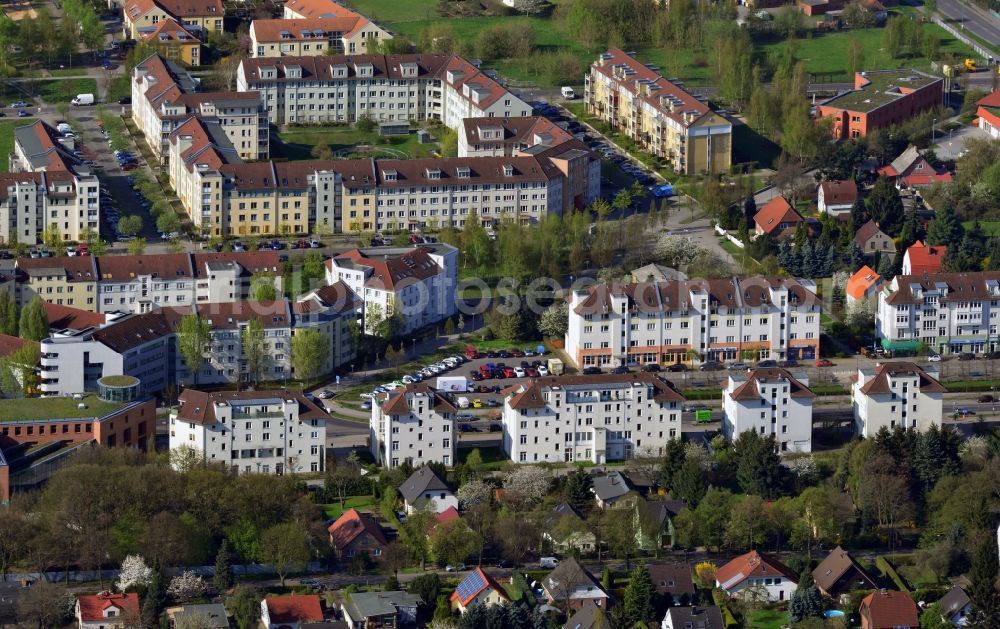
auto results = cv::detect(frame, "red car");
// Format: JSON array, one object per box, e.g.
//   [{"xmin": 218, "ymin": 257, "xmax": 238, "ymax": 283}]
[
  {"xmin": 815, "ymin": 359, "xmax": 835, "ymax": 367},
  {"xmin": 121, "ymin": 162, "xmax": 139, "ymax": 171},
  {"xmin": 502, "ymin": 368, "xmax": 516, "ymax": 378}
]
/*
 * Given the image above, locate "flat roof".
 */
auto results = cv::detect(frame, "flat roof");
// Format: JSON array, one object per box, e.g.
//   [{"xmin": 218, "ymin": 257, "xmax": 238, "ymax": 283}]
[
  {"xmin": 0, "ymin": 395, "xmax": 124, "ymax": 423},
  {"xmin": 822, "ymin": 70, "xmax": 940, "ymax": 113}
]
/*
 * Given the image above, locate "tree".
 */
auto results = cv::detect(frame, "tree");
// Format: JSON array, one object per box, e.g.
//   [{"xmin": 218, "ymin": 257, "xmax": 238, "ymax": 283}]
[
  {"xmin": 250, "ymin": 270, "xmax": 278, "ymax": 301},
  {"xmin": 156, "ymin": 211, "xmax": 181, "ymax": 236},
  {"xmin": 672, "ymin": 458, "xmax": 708, "ymax": 506},
  {"xmin": 259, "ymin": 522, "xmax": 311, "ymax": 587},
  {"xmin": 495, "ymin": 515, "xmax": 538, "ymax": 567},
  {"xmin": 17, "ymin": 580, "xmax": 71, "ymax": 629},
  {"xmin": 117, "ymin": 554, "xmax": 153, "ymax": 592},
  {"xmin": 310, "ymin": 143, "xmax": 333, "ymax": 160},
  {"xmin": 178, "ymin": 314, "xmax": 212, "ymax": 385},
  {"xmin": 968, "ymin": 534, "xmax": 1000, "ymax": 623},
  {"xmin": 925, "ymin": 204, "xmax": 965, "ymax": 247},
  {"xmin": 538, "ymin": 301, "xmax": 569, "ymax": 339},
  {"xmin": 0, "ymin": 507, "xmax": 29, "ymax": 582},
  {"xmin": 225, "ymin": 586, "xmax": 262, "ymax": 629},
  {"xmin": 733, "ymin": 431, "xmax": 782, "ymax": 498},
  {"xmin": 168, "ymin": 571, "xmax": 208, "ymax": 602},
  {"xmin": 291, "ymin": 328, "xmax": 330, "ymax": 382},
  {"xmin": 0, "ymin": 290, "xmax": 17, "ymax": 335},
  {"xmin": 502, "ymin": 466, "xmax": 552, "ymax": 509},
  {"xmin": 118, "ymin": 214, "xmax": 143, "ymax": 237},
  {"xmin": 622, "ymin": 565, "xmax": 655, "ymax": 626},
  {"xmin": 409, "ymin": 573, "xmax": 441, "ymax": 608},
  {"xmin": 214, "ymin": 540, "xmax": 235, "ymax": 592},
  {"xmin": 241, "ymin": 318, "xmax": 268, "ymax": 386},
  {"xmin": 564, "ymin": 469, "xmax": 594, "ymax": 512},
  {"xmin": 127, "ymin": 237, "xmax": 147, "ymax": 255},
  {"xmin": 18, "ymin": 296, "xmax": 48, "ymax": 342},
  {"xmin": 456, "ymin": 480, "xmax": 493, "ymax": 509},
  {"xmin": 846, "ymin": 38, "xmax": 865, "ymax": 78},
  {"xmin": 302, "ymin": 251, "xmax": 326, "ymax": 282},
  {"xmin": 659, "ymin": 438, "xmax": 686, "ymax": 490},
  {"xmin": 789, "ymin": 569, "xmax": 824, "ymax": 622},
  {"xmin": 724, "ymin": 496, "xmax": 771, "ymax": 550},
  {"xmin": 865, "ymin": 176, "xmax": 904, "ymax": 236},
  {"xmin": 429, "ymin": 519, "xmax": 479, "ymax": 567}
]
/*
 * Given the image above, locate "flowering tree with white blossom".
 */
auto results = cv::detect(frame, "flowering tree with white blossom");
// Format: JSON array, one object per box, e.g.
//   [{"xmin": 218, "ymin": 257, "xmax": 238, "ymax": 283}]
[{"xmin": 116, "ymin": 555, "xmax": 152, "ymax": 592}]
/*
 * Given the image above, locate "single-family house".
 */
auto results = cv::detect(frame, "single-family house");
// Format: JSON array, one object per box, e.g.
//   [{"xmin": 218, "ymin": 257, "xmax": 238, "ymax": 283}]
[
  {"xmin": 635, "ymin": 498, "xmax": 687, "ymax": 549},
  {"xmin": 648, "ymin": 563, "xmax": 696, "ymax": 605},
  {"xmin": 902, "ymin": 240, "xmax": 946, "ymax": 275},
  {"xmin": 450, "ymin": 568, "xmax": 511, "ymax": 614},
  {"xmin": 854, "ymin": 220, "xmax": 895, "ymax": 256},
  {"xmin": 753, "ymin": 196, "xmax": 805, "ymax": 240},
  {"xmin": 563, "ymin": 602, "xmax": 610, "ymax": 629},
  {"xmin": 76, "ymin": 592, "xmax": 140, "ymax": 629},
  {"xmin": 859, "ymin": 590, "xmax": 919, "ymax": 629},
  {"xmin": 340, "ymin": 591, "xmax": 420, "ymax": 629},
  {"xmin": 811, "ymin": 546, "xmax": 878, "ymax": 600},
  {"xmin": 327, "ymin": 508, "xmax": 388, "ymax": 563},
  {"xmin": 937, "ymin": 585, "xmax": 972, "ymax": 627},
  {"xmin": 399, "ymin": 466, "xmax": 457, "ymax": 514},
  {"xmin": 715, "ymin": 550, "xmax": 798, "ymax": 602},
  {"xmin": 544, "ymin": 502, "xmax": 597, "ymax": 554},
  {"xmin": 662, "ymin": 606, "xmax": 726, "ymax": 629},
  {"xmin": 542, "ymin": 557, "xmax": 609, "ymax": 611},
  {"xmin": 166, "ymin": 604, "xmax": 230, "ymax": 629},
  {"xmin": 591, "ymin": 471, "xmax": 632, "ymax": 509},
  {"xmin": 879, "ymin": 146, "xmax": 952, "ymax": 188},
  {"xmin": 817, "ymin": 180, "xmax": 858, "ymax": 215},
  {"xmin": 846, "ymin": 266, "xmax": 884, "ymax": 304},
  {"xmin": 261, "ymin": 594, "xmax": 323, "ymax": 629},
  {"xmin": 976, "ymin": 90, "xmax": 1000, "ymax": 139}
]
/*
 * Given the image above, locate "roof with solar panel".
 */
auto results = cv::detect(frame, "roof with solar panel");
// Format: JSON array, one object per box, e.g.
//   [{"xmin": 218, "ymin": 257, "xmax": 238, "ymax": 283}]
[{"xmin": 449, "ymin": 568, "xmax": 511, "ymax": 607}]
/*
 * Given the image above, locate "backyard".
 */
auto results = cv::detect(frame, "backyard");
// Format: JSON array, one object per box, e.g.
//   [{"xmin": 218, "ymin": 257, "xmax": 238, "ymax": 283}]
[
  {"xmin": 319, "ymin": 495, "xmax": 375, "ymax": 520},
  {"xmin": 273, "ymin": 124, "xmax": 441, "ymax": 160}
]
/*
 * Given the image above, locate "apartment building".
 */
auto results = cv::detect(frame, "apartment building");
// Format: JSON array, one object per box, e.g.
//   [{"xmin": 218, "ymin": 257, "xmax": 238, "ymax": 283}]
[
  {"xmin": 565, "ymin": 278, "xmax": 820, "ymax": 369},
  {"xmin": 170, "ymin": 388, "xmax": 328, "ymax": 474},
  {"xmin": 237, "ymin": 53, "xmax": 531, "ymax": 128},
  {"xmin": 327, "ymin": 243, "xmax": 457, "ymax": 336},
  {"xmin": 816, "ymin": 70, "xmax": 944, "ymax": 139},
  {"xmin": 370, "ymin": 384, "xmax": 458, "ymax": 468},
  {"xmin": 876, "ymin": 271, "xmax": 1000, "ymax": 355},
  {"xmin": 585, "ymin": 48, "xmax": 732, "ymax": 175},
  {"xmin": 458, "ymin": 116, "xmax": 574, "ymax": 157},
  {"xmin": 722, "ymin": 367, "xmax": 815, "ymax": 453},
  {"xmin": 122, "ymin": 0, "xmax": 224, "ymax": 40},
  {"xmin": 284, "ymin": 0, "xmax": 369, "ymax": 19},
  {"xmin": 250, "ymin": 16, "xmax": 392, "ymax": 58},
  {"xmin": 852, "ymin": 362, "xmax": 945, "ymax": 437},
  {"xmin": 16, "ymin": 255, "xmax": 99, "ymax": 310},
  {"xmin": 501, "ymin": 374, "xmax": 685, "ymax": 465},
  {"xmin": 132, "ymin": 53, "xmax": 268, "ymax": 162},
  {"xmin": 139, "ymin": 18, "xmax": 202, "ymax": 67}
]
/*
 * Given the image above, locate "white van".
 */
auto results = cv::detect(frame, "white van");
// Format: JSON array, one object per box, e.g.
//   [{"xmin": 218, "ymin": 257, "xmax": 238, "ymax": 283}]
[
  {"xmin": 71, "ymin": 93, "xmax": 95, "ymax": 106},
  {"xmin": 561, "ymin": 86, "xmax": 575, "ymax": 99},
  {"xmin": 540, "ymin": 557, "xmax": 559, "ymax": 569},
  {"xmin": 456, "ymin": 396, "xmax": 471, "ymax": 409}
]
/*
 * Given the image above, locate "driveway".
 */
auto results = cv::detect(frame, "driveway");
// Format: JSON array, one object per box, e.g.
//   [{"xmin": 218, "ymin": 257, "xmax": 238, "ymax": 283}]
[{"xmin": 932, "ymin": 123, "xmax": 988, "ymax": 161}]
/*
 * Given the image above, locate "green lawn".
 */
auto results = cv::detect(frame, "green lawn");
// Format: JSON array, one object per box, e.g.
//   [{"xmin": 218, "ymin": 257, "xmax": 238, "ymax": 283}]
[
  {"xmin": 748, "ymin": 609, "xmax": 788, "ymax": 629},
  {"xmin": 47, "ymin": 68, "xmax": 89, "ymax": 77},
  {"xmin": 274, "ymin": 125, "xmax": 438, "ymax": 160},
  {"xmin": 106, "ymin": 75, "xmax": 132, "ymax": 103},
  {"xmin": 963, "ymin": 220, "xmax": 1000, "ymax": 235},
  {"xmin": 0, "ymin": 395, "xmax": 123, "ymax": 422},
  {"xmin": 25, "ymin": 78, "xmax": 99, "ymax": 106},
  {"xmin": 0, "ymin": 118, "xmax": 36, "ymax": 169},
  {"xmin": 319, "ymin": 495, "xmax": 375, "ymax": 520}
]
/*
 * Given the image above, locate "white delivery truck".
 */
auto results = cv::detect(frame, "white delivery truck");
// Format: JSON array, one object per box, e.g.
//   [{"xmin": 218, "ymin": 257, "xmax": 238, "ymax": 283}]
[
  {"xmin": 437, "ymin": 376, "xmax": 469, "ymax": 392},
  {"xmin": 71, "ymin": 93, "xmax": 95, "ymax": 106}
]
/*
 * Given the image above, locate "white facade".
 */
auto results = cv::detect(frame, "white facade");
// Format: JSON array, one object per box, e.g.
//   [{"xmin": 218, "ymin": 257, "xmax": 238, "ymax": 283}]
[
  {"xmin": 718, "ymin": 575, "xmax": 796, "ymax": 603},
  {"xmin": 402, "ymin": 488, "xmax": 457, "ymax": 515},
  {"xmin": 370, "ymin": 385, "xmax": 457, "ymax": 469},
  {"xmin": 170, "ymin": 390, "xmax": 327, "ymax": 474},
  {"xmin": 722, "ymin": 368, "xmax": 814, "ymax": 453},
  {"xmin": 501, "ymin": 374, "xmax": 684, "ymax": 465},
  {"xmin": 852, "ymin": 362, "xmax": 945, "ymax": 438},
  {"xmin": 565, "ymin": 278, "xmax": 820, "ymax": 368},
  {"xmin": 0, "ymin": 172, "xmax": 100, "ymax": 245}
]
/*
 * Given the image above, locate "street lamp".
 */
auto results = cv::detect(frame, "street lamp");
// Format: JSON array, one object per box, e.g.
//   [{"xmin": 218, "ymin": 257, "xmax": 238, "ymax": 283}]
[{"xmin": 932, "ymin": 118, "xmax": 937, "ymax": 143}]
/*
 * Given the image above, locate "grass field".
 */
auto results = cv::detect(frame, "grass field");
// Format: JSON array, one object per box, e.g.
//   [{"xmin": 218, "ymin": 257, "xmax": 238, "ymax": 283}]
[
  {"xmin": 46, "ymin": 68, "xmax": 89, "ymax": 77},
  {"xmin": 748, "ymin": 609, "xmax": 788, "ymax": 629},
  {"xmin": 963, "ymin": 220, "xmax": 1000, "ymax": 235},
  {"xmin": 26, "ymin": 78, "xmax": 99, "ymax": 105},
  {"xmin": 0, "ymin": 118, "xmax": 35, "ymax": 167},
  {"xmin": 0, "ymin": 394, "xmax": 122, "ymax": 422},
  {"xmin": 274, "ymin": 125, "xmax": 438, "ymax": 160},
  {"xmin": 106, "ymin": 75, "xmax": 131, "ymax": 103},
  {"xmin": 319, "ymin": 496, "xmax": 375, "ymax": 520}
]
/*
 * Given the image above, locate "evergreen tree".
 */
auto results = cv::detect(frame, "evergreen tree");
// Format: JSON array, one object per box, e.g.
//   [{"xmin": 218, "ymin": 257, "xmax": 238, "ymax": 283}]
[
  {"xmin": 925, "ymin": 204, "xmax": 964, "ymax": 247},
  {"xmin": 602, "ymin": 567, "xmax": 613, "ymax": 592},
  {"xmin": 141, "ymin": 558, "xmax": 166, "ymax": 628},
  {"xmin": 823, "ymin": 244, "xmax": 837, "ymax": 276},
  {"xmin": 849, "ymin": 197, "xmax": 868, "ymax": 233},
  {"xmin": 743, "ymin": 195, "xmax": 757, "ymax": 223},
  {"xmin": 622, "ymin": 566, "xmax": 655, "ymax": 626},
  {"xmin": 913, "ymin": 425, "xmax": 961, "ymax": 495},
  {"xmin": 433, "ymin": 595, "xmax": 452, "ymax": 623},
  {"xmin": 18, "ymin": 297, "xmax": 48, "ymax": 342},
  {"xmin": 506, "ymin": 603, "xmax": 532, "ymax": 629},
  {"xmin": 799, "ymin": 241, "xmax": 816, "ymax": 277},
  {"xmin": 967, "ymin": 535, "xmax": 1000, "ymax": 624},
  {"xmin": 459, "ymin": 603, "xmax": 487, "ymax": 629},
  {"xmin": 789, "ymin": 570, "xmax": 824, "ymax": 622},
  {"xmin": 673, "ymin": 458, "xmax": 708, "ymax": 506},
  {"xmin": 877, "ymin": 252, "xmax": 896, "ymax": 279},
  {"xmin": 898, "ymin": 207, "xmax": 923, "ymax": 251},
  {"xmin": 0, "ymin": 291, "xmax": 17, "ymax": 336},
  {"xmin": 213, "ymin": 540, "xmax": 234, "ymax": 592},
  {"xmin": 733, "ymin": 431, "xmax": 782, "ymax": 498},
  {"xmin": 660, "ymin": 438, "xmax": 686, "ymax": 491},
  {"xmin": 866, "ymin": 176, "xmax": 904, "ymax": 236},
  {"xmin": 564, "ymin": 469, "xmax": 593, "ymax": 513}
]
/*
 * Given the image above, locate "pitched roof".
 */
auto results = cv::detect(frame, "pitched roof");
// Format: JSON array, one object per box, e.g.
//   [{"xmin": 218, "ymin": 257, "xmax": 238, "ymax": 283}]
[
  {"xmin": 715, "ymin": 550, "xmax": 798, "ymax": 591},
  {"xmin": 727, "ymin": 367, "xmax": 815, "ymax": 402},
  {"xmin": 283, "ymin": 0, "xmax": 361, "ymax": 18},
  {"xmin": 263, "ymin": 594, "xmax": 324, "ymax": 624},
  {"xmin": 563, "ymin": 601, "xmax": 609, "ymax": 629},
  {"xmin": 819, "ymin": 180, "xmax": 857, "ymax": 206},
  {"xmin": 449, "ymin": 568, "xmax": 511, "ymax": 607},
  {"xmin": 171, "ymin": 604, "xmax": 230, "ymax": 629},
  {"xmin": 196, "ymin": 300, "xmax": 291, "ymax": 329},
  {"xmin": 648, "ymin": 563, "xmax": 696, "ymax": 596},
  {"xmin": 92, "ymin": 307, "xmax": 190, "ymax": 353},
  {"xmin": 903, "ymin": 241, "xmax": 946, "ymax": 274},
  {"xmin": 327, "ymin": 508, "xmax": 388, "ymax": 550},
  {"xmin": 17, "ymin": 255, "xmax": 98, "ymax": 282},
  {"xmin": 846, "ymin": 266, "xmax": 882, "ymax": 301},
  {"xmin": 543, "ymin": 557, "xmax": 606, "ymax": 600},
  {"xmin": 0, "ymin": 335, "xmax": 32, "ymax": 358},
  {"xmin": 884, "ymin": 270, "xmax": 1000, "ymax": 306},
  {"xmin": 854, "ymin": 220, "xmax": 888, "ymax": 247},
  {"xmin": 43, "ymin": 302, "xmax": 107, "ymax": 332},
  {"xmin": 664, "ymin": 606, "xmax": 725, "ymax": 629},
  {"xmin": 591, "ymin": 471, "xmax": 631, "ymax": 503},
  {"xmin": 251, "ymin": 16, "xmax": 369, "ymax": 42},
  {"xmin": 642, "ymin": 499, "xmax": 688, "ymax": 527},
  {"xmin": 341, "ymin": 591, "xmax": 421, "ymax": 621},
  {"xmin": 125, "ymin": 0, "xmax": 224, "ymax": 21},
  {"xmin": 434, "ymin": 505, "xmax": 460, "ymax": 524},
  {"xmin": 96, "ymin": 253, "xmax": 193, "ymax": 281},
  {"xmin": 937, "ymin": 585, "xmax": 971, "ymax": 617},
  {"xmin": 175, "ymin": 388, "xmax": 329, "ymax": 425},
  {"xmin": 860, "ymin": 590, "xmax": 919, "ymax": 629},
  {"xmin": 461, "ymin": 116, "xmax": 574, "ymax": 149},
  {"xmin": 754, "ymin": 196, "xmax": 803, "ymax": 236},
  {"xmin": 379, "ymin": 384, "xmax": 457, "ymax": 417},
  {"xmin": 548, "ymin": 501, "xmax": 585, "ymax": 527},
  {"xmin": 399, "ymin": 466, "xmax": 450, "ymax": 504},
  {"xmin": 140, "ymin": 16, "xmax": 201, "ymax": 44},
  {"xmin": 857, "ymin": 361, "xmax": 946, "ymax": 395},
  {"xmin": 505, "ymin": 373, "xmax": 685, "ymax": 410},
  {"xmin": 77, "ymin": 592, "xmax": 140, "ymax": 622},
  {"xmin": 811, "ymin": 546, "xmax": 876, "ymax": 594},
  {"xmin": 191, "ymin": 251, "xmax": 282, "ymax": 277},
  {"xmin": 333, "ymin": 247, "xmax": 443, "ymax": 291},
  {"xmin": 976, "ymin": 91, "xmax": 1000, "ymax": 131}
]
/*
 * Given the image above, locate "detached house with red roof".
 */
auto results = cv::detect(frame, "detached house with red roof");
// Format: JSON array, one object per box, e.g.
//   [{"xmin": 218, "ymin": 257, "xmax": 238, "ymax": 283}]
[
  {"xmin": 722, "ymin": 367, "xmax": 815, "ymax": 453},
  {"xmin": 753, "ymin": 196, "xmax": 806, "ymax": 240},
  {"xmin": 450, "ymin": 568, "xmax": 511, "ymax": 613},
  {"xmin": 901, "ymin": 240, "xmax": 946, "ymax": 275},
  {"xmin": 370, "ymin": 385, "xmax": 458, "ymax": 469},
  {"xmin": 76, "ymin": 592, "xmax": 140, "ymax": 629},
  {"xmin": 853, "ymin": 362, "xmax": 945, "ymax": 437},
  {"xmin": 327, "ymin": 508, "xmax": 389, "ymax": 563},
  {"xmin": 976, "ymin": 90, "xmax": 1000, "ymax": 139},
  {"xmin": 261, "ymin": 593, "xmax": 324, "ymax": 629},
  {"xmin": 855, "ymin": 220, "xmax": 895, "ymax": 256},
  {"xmin": 817, "ymin": 180, "xmax": 858, "ymax": 215},
  {"xmin": 859, "ymin": 590, "xmax": 919, "ymax": 629},
  {"xmin": 716, "ymin": 550, "xmax": 798, "ymax": 602},
  {"xmin": 846, "ymin": 266, "xmax": 884, "ymax": 304},
  {"xmin": 879, "ymin": 145, "xmax": 952, "ymax": 189}
]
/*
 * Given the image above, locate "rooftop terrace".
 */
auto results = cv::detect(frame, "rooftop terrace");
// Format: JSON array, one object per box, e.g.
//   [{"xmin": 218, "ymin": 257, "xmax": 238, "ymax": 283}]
[{"xmin": 0, "ymin": 395, "xmax": 124, "ymax": 422}]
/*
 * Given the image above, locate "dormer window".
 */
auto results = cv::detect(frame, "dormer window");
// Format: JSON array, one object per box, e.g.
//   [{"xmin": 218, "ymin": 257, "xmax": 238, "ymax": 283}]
[
  {"xmin": 502, "ymin": 164, "xmax": 514, "ymax": 176},
  {"xmin": 456, "ymin": 167, "xmax": 470, "ymax": 178},
  {"xmin": 426, "ymin": 168, "xmax": 441, "ymax": 180},
  {"xmin": 382, "ymin": 169, "xmax": 397, "ymax": 182}
]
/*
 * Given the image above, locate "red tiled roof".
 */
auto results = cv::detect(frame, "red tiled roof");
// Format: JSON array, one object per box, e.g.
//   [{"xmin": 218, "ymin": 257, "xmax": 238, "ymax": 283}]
[
  {"xmin": 379, "ymin": 384, "xmax": 458, "ymax": 415},
  {"xmin": 263, "ymin": 593, "xmax": 324, "ymax": 624},
  {"xmin": 846, "ymin": 265, "xmax": 881, "ymax": 301},
  {"xmin": 251, "ymin": 16, "xmax": 368, "ymax": 41},
  {"xmin": 0, "ymin": 334, "xmax": 31, "ymax": 358},
  {"xmin": 753, "ymin": 196, "xmax": 803, "ymax": 236},
  {"xmin": 195, "ymin": 300, "xmax": 291, "ymax": 329},
  {"xmin": 819, "ymin": 179, "xmax": 857, "ymax": 206},
  {"xmin": 857, "ymin": 361, "xmax": 946, "ymax": 395},
  {"xmin": 327, "ymin": 508, "xmax": 388, "ymax": 550},
  {"xmin": 140, "ymin": 16, "xmax": 201, "ymax": 44},
  {"xmin": 17, "ymin": 255, "xmax": 98, "ymax": 282},
  {"xmin": 461, "ymin": 116, "xmax": 574, "ymax": 149},
  {"xmin": 77, "ymin": 592, "xmax": 140, "ymax": 622},
  {"xmin": 715, "ymin": 550, "xmax": 798, "ymax": 591},
  {"xmin": 434, "ymin": 505, "xmax": 460, "ymax": 524},
  {"xmin": 860, "ymin": 590, "xmax": 918, "ymax": 629},
  {"xmin": 283, "ymin": 0, "xmax": 360, "ymax": 19},
  {"xmin": 727, "ymin": 368, "xmax": 815, "ymax": 401},
  {"xmin": 449, "ymin": 568, "xmax": 511, "ymax": 607},
  {"xmin": 43, "ymin": 302, "xmax": 106, "ymax": 331},
  {"xmin": 191, "ymin": 251, "xmax": 282, "ymax": 277},
  {"xmin": 96, "ymin": 253, "xmax": 193, "ymax": 281},
  {"xmin": 334, "ymin": 247, "xmax": 443, "ymax": 291},
  {"xmin": 903, "ymin": 241, "xmax": 946, "ymax": 274},
  {"xmin": 175, "ymin": 388, "xmax": 329, "ymax": 425},
  {"xmin": 126, "ymin": 0, "xmax": 223, "ymax": 21}
]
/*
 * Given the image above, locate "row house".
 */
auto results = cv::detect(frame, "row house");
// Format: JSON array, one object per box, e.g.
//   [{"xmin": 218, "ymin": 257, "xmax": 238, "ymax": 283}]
[
  {"xmin": 326, "ymin": 243, "xmax": 458, "ymax": 336},
  {"xmin": 122, "ymin": 0, "xmax": 223, "ymax": 40},
  {"xmin": 169, "ymin": 388, "xmax": 328, "ymax": 474},
  {"xmin": 722, "ymin": 367, "xmax": 815, "ymax": 453},
  {"xmin": 816, "ymin": 70, "xmax": 943, "ymax": 140},
  {"xmin": 501, "ymin": 373, "xmax": 685, "ymax": 465},
  {"xmin": 852, "ymin": 361, "xmax": 945, "ymax": 438},
  {"xmin": 249, "ymin": 16, "xmax": 392, "ymax": 58},
  {"xmin": 875, "ymin": 271, "xmax": 1000, "ymax": 355},
  {"xmin": 370, "ymin": 384, "xmax": 458, "ymax": 469},
  {"xmin": 132, "ymin": 53, "xmax": 268, "ymax": 162},
  {"xmin": 236, "ymin": 53, "xmax": 531, "ymax": 128},
  {"xmin": 139, "ymin": 18, "xmax": 202, "ymax": 67},
  {"xmin": 565, "ymin": 277, "xmax": 820, "ymax": 369},
  {"xmin": 585, "ymin": 48, "xmax": 732, "ymax": 175}
]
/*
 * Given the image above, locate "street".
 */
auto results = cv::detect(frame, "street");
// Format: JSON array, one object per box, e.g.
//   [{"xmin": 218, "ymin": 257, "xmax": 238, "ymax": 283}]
[{"xmin": 935, "ymin": 0, "xmax": 1000, "ymax": 54}]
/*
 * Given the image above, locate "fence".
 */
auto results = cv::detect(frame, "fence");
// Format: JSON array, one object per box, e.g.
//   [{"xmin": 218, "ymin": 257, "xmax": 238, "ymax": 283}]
[{"xmin": 931, "ymin": 15, "xmax": 996, "ymax": 60}]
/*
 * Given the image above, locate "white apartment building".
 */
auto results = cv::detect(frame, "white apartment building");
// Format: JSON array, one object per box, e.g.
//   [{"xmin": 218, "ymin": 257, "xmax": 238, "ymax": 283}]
[
  {"xmin": 722, "ymin": 367, "xmax": 815, "ymax": 453},
  {"xmin": 326, "ymin": 243, "xmax": 457, "ymax": 336},
  {"xmin": 249, "ymin": 16, "xmax": 392, "ymax": 58},
  {"xmin": 170, "ymin": 388, "xmax": 328, "ymax": 474},
  {"xmin": 876, "ymin": 271, "xmax": 1000, "ymax": 356},
  {"xmin": 852, "ymin": 361, "xmax": 945, "ymax": 438},
  {"xmin": 370, "ymin": 384, "xmax": 457, "ymax": 469},
  {"xmin": 132, "ymin": 53, "xmax": 268, "ymax": 162},
  {"xmin": 0, "ymin": 171, "xmax": 99, "ymax": 245},
  {"xmin": 237, "ymin": 53, "xmax": 531, "ymax": 127},
  {"xmin": 458, "ymin": 116, "xmax": 574, "ymax": 157},
  {"xmin": 501, "ymin": 374, "xmax": 685, "ymax": 465},
  {"xmin": 565, "ymin": 278, "xmax": 820, "ymax": 369}
]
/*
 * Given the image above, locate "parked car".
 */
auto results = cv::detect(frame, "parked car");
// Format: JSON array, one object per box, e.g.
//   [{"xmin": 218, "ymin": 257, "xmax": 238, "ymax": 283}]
[
  {"xmin": 815, "ymin": 359, "xmax": 835, "ymax": 367},
  {"xmin": 582, "ymin": 366, "xmax": 602, "ymax": 375},
  {"xmin": 779, "ymin": 359, "xmax": 798, "ymax": 368},
  {"xmin": 445, "ymin": 563, "xmax": 467, "ymax": 572},
  {"xmin": 955, "ymin": 408, "xmax": 976, "ymax": 416},
  {"xmin": 927, "ymin": 353, "xmax": 941, "ymax": 362},
  {"xmin": 667, "ymin": 363, "xmax": 687, "ymax": 372},
  {"xmin": 699, "ymin": 361, "xmax": 723, "ymax": 371},
  {"xmin": 641, "ymin": 363, "xmax": 661, "ymax": 372},
  {"xmin": 611, "ymin": 366, "xmax": 630, "ymax": 374},
  {"xmin": 978, "ymin": 394, "xmax": 994, "ymax": 403},
  {"xmin": 958, "ymin": 353, "xmax": 975, "ymax": 361},
  {"xmin": 728, "ymin": 362, "xmax": 749, "ymax": 371},
  {"xmin": 756, "ymin": 359, "xmax": 778, "ymax": 368}
]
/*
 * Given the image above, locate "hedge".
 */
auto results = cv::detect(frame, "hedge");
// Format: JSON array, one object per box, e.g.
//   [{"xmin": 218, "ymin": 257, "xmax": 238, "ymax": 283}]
[
  {"xmin": 943, "ymin": 379, "xmax": 1000, "ymax": 393},
  {"xmin": 711, "ymin": 588, "xmax": 740, "ymax": 628},
  {"xmin": 875, "ymin": 556, "xmax": 910, "ymax": 593}
]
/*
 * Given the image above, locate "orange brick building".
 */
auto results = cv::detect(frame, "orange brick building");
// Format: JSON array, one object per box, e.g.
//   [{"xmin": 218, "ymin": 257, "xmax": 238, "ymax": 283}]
[{"xmin": 816, "ymin": 70, "xmax": 944, "ymax": 140}]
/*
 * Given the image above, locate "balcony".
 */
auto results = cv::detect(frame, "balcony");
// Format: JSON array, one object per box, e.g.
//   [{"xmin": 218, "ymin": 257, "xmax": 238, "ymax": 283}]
[{"xmin": 232, "ymin": 410, "xmax": 284, "ymax": 420}]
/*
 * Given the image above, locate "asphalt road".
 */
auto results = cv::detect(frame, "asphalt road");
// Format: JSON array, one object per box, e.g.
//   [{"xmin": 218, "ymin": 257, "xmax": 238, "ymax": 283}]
[{"xmin": 936, "ymin": 0, "xmax": 1000, "ymax": 53}]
